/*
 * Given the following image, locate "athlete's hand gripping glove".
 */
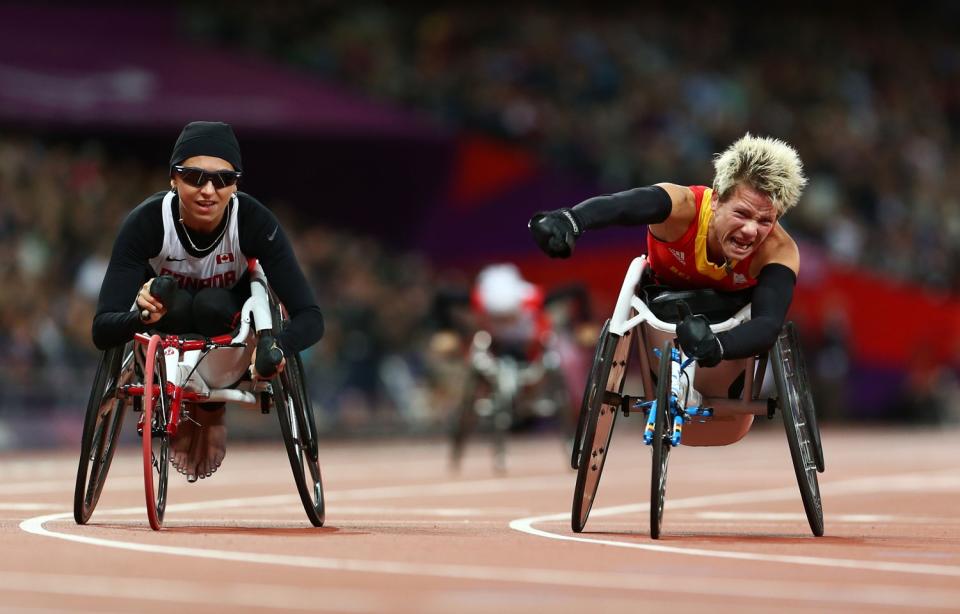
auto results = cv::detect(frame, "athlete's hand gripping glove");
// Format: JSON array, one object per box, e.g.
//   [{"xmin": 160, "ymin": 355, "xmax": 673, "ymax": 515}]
[
  {"xmin": 676, "ymin": 301, "xmax": 723, "ymax": 368},
  {"xmin": 528, "ymin": 209, "xmax": 583, "ymax": 258},
  {"xmin": 252, "ymin": 334, "xmax": 285, "ymax": 379},
  {"xmin": 139, "ymin": 275, "xmax": 177, "ymax": 323}
]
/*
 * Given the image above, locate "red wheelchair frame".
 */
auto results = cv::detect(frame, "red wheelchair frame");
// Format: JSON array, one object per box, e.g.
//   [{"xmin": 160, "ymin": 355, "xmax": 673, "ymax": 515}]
[{"xmin": 74, "ymin": 260, "xmax": 324, "ymax": 530}]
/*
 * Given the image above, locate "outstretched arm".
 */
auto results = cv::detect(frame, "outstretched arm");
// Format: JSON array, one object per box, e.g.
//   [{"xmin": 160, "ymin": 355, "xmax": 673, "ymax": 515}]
[{"xmin": 529, "ymin": 183, "xmax": 689, "ymax": 258}]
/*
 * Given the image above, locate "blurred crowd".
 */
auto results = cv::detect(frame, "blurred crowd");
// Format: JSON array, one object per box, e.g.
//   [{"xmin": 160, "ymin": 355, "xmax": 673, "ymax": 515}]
[
  {"xmin": 0, "ymin": 136, "xmax": 473, "ymax": 437},
  {"xmin": 182, "ymin": 1, "xmax": 960, "ymax": 293},
  {"xmin": 3, "ymin": 3, "xmax": 960, "ymax": 448},
  {"xmin": 0, "ymin": 133, "xmax": 956, "ymax": 450}
]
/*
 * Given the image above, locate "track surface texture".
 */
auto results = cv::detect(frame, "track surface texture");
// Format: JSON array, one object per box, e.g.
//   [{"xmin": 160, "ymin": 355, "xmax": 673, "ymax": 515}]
[{"xmin": 3, "ymin": 425, "xmax": 960, "ymax": 613}]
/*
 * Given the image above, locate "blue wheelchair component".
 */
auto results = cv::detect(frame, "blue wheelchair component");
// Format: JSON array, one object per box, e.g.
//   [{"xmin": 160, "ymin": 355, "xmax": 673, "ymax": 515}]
[
  {"xmin": 671, "ymin": 414, "xmax": 683, "ymax": 446},
  {"xmin": 643, "ymin": 400, "xmax": 657, "ymax": 445}
]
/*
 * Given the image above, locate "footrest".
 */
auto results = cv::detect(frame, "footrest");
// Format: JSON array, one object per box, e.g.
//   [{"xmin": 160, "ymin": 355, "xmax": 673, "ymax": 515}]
[{"xmin": 685, "ymin": 406, "xmax": 714, "ymax": 418}]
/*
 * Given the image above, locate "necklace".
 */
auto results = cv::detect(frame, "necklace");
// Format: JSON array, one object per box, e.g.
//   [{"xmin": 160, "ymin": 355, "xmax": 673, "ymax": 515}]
[{"xmin": 177, "ymin": 200, "xmax": 228, "ymax": 254}]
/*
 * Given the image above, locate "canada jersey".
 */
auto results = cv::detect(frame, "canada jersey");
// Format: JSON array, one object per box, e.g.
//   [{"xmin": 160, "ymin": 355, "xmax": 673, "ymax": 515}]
[
  {"xmin": 147, "ymin": 191, "xmax": 247, "ymax": 291},
  {"xmin": 646, "ymin": 185, "xmax": 758, "ymax": 291}
]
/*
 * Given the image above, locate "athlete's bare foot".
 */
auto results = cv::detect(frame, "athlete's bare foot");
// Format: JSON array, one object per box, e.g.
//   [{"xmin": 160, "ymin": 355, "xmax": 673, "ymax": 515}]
[
  {"xmin": 170, "ymin": 414, "xmax": 198, "ymax": 477},
  {"xmin": 190, "ymin": 404, "xmax": 227, "ymax": 480}
]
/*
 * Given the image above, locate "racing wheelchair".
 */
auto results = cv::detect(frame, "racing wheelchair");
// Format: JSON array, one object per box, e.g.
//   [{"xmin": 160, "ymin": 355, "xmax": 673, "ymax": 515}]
[
  {"xmin": 571, "ymin": 256, "xmax": 825, "ymax": 539},
  {"xmin": 450, "ymin": 330, "xmax": 570, "ymax": 472},
  {"xmin": 73, "ymin": 260, "xmax": 324, "ymax": 530}
]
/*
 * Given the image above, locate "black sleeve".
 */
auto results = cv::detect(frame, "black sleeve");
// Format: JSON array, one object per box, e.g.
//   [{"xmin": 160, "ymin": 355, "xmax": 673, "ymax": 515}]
[
  {"xmin": 91, "ymin": 195, "xmax": 165, "ymax": 350},
  {"xmin": 571, "ymin": 185, "xmax": 672, "ymax": 230},
  {"xmin": 716, "ymin": 264, "xmax": 796, "ymax": 360},
  {"xmin": 238, "ymin": 194, "xmax": 324, "ymax": 354}
]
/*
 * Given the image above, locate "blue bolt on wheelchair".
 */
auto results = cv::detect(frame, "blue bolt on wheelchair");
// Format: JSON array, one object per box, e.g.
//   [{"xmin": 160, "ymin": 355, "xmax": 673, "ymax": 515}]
[{"xmin": 571, "ymin": 256, "xmax": 824, "ymax": 539}]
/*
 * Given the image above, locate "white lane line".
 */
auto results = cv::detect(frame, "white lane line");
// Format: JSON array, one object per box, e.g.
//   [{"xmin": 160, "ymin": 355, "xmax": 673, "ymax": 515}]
[
  {"xmin": 14, "ymin": 512, "xmax": 960, "ymax": 609},
  {"xmin": 0, "ymin": 467, "xmax": 577, "ymax": 497},
  {"xmin": 508, "ymin": 468, "xmax": 960, "ymax": 578},
  {"xmin": 0, "ymin": 571, "xmax": 382, "ymax": 612},
  {"xmin": 0, "ymin": 503, "xmax": 64, "ymax": 511},
  {"xmin": 326, "ymin": 506, "xmax": 532, "ymax": 517},
  {"xmin": 694, "ymin": 512, "xmax": 960, "ymax": 524}
]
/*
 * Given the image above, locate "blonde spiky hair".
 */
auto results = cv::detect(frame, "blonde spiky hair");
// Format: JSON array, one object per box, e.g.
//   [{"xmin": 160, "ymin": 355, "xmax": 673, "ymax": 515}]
[{"xmin": 712, "ymin": 133, "xmax": 807, "ymax": 216}]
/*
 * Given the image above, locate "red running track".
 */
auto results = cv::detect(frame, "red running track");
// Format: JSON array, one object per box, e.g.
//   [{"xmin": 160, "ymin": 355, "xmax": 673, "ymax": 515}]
[{"xmin": 3, "ymin": 424, "xmax": 960, "ymax": 613}]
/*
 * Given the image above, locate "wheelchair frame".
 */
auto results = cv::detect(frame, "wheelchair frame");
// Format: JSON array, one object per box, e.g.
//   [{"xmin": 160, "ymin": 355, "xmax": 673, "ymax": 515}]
[
  {"xmin": 571, "ymin": 255, "xmax": 825, "ymax": 539},
  {"xmin": 74, "ymin": 259, "xmax": 324, "ymax": 530},
  {"xmin": 450, "ymin": 330, "xmax": 570, "ymax": 473}
]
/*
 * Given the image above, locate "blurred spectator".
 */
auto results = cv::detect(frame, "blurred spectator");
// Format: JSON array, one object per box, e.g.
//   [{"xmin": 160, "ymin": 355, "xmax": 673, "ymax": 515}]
[{"xmin": 183, "ymin": 2, "xmax": 960, "ymax": 293}]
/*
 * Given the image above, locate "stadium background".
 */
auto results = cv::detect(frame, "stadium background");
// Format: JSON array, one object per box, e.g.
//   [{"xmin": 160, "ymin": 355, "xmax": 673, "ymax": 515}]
[{"xmin": 1, "ymin": 1, "xmax": 958, "ymax": 451}]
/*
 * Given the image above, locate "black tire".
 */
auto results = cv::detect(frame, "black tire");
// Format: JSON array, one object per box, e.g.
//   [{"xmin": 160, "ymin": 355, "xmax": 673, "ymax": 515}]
[
  {"xmin": 571, "ymin": 328, "xmax": 631, "ymax": 533},
  {"xmin": 490, "ymin": 357, "xmax": 518, "ymax": 474},
  {"xmin": 571, "ymin": 320, "xmax": 611, "ymax": 470},
  {"xmin": 450, "ymin": 370, "xmax": 480, "ymax": 469},
  {"xmin": 785, "ymin": 322, "xmax": 824, "ymax": 472},
  {"xmin": 772, "ymin": 329, "xmax": 824, "ymax": 537},
  {"xmin": 74, "ymin": 344, "xmax": 132, "ymax": 525},
  {"xmin": 141, "ymin": 335, "xmax": 170, "ymax": 531},
  {"xmin": 274, "ymin": 350, "xmax": 325, "ymax": 527},
  {"xmin": 650, "ymin": 339, "xmax": 673, "ymax": 540}
]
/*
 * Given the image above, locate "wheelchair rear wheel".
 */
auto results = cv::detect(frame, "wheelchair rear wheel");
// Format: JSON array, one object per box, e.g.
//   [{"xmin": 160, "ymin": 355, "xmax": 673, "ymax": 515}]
[
  {"xmin": 772, "ymin": 328, "xmax": 824, "ymax": 537},
  {"xmin": 571, "ymin": 328, "xmax": 631, "ymax": 533},
  {"xmin": 274, "ymin": 351, "xmax": 325, "ymax": 527},
  {"xmin": 571, "ymin": 319, "xmax": 610, "ymax": 470},
  {"xmin": 650, "ymin": 339, "xmax": 673, "ymax": 539},
  {"xmin": 74, "ymin": 343, "xmax": 132, "ymax": 524},
  {"xmin": 141, "ymin": 334, "xmax": 170, "ymax": 531}
]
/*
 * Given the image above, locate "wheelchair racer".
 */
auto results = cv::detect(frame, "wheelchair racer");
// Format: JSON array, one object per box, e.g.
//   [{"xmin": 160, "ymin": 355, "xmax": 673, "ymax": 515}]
[
  {"xmin": 529, "ymin": 133, "xmax": 807, "ymax": 368},
  {"xmin": 471, "ymin": 264, "xmax": 550, "ymax": 362},
  {"xmin": 92, "ymin": 121, "xmax": 324, "ymax": 482}
]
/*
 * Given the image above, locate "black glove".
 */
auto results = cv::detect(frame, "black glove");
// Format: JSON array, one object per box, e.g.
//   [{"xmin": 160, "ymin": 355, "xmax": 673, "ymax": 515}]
[
  {"xmin": 676, "ymin": 302, "xmax": 723, "ymax": 368},
  {"xmin": 528, "ymin": 209, "xmax": 583, "ymax": 258},
  {"xmin": 254, "ymin": 334, "xmax": 285, "ymax": 379}
]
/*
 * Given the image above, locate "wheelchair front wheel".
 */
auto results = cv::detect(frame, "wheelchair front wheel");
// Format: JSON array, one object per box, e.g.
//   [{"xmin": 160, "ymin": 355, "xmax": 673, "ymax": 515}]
[
  {"xmin": 141, "ymin": 334, "xmax": 170, "ymax": 531},
  {"xmin": 449, "ymin": 370, "xmax": 479, "ymax": 470},
  {"xmin": 650, "ymin": 339, "xmax": 673, "ymax": 540},
  {"xmin": 772, "ymin": 329, "xmax": 824, "ymax": 537},
  {"xmin": 785, "ymin": 322, "xmax": 824, "ymax": 472},
  {"xmin": 275, "ymin": 351, "xmax": 325, "ymax": 527},
  {"xmin": 571, "ymin": 328, "xmax": 630, "ymax": 533},
  {"xmin": 74, "ymin": 344, "xmax": 132, "ymax": 525}
]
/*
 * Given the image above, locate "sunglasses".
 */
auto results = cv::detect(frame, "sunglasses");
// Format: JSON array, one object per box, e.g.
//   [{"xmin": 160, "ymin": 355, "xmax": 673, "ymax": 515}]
[{"xmin": 173, "ymin": 165, "xmax": 242, "ymax": 189}]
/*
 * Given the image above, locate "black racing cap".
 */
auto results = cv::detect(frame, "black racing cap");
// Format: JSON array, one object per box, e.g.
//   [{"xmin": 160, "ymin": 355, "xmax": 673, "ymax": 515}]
[{"xmin": 169, "ymin": 121, "xmax": 242, "ymax": 173}]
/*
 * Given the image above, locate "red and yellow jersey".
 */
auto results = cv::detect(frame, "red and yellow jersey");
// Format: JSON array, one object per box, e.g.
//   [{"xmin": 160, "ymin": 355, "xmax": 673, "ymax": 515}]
[{"xmin": 646, "ymin": 185, "xmax": 758, "ymax": 291}]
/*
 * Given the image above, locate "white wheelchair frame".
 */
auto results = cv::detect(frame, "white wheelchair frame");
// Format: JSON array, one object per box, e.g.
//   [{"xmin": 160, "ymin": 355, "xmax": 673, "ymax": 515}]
[{"xmin": 572, "ymin": 255, "xmax": 824, "ymax": 539}]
